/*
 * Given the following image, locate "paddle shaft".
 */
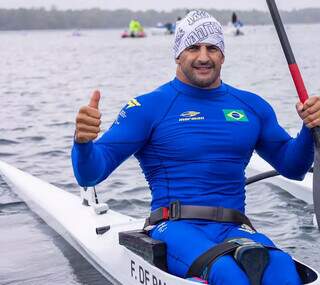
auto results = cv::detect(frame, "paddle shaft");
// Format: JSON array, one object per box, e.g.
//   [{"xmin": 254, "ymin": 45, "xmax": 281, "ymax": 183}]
[
  {"xmin": 266, "ymin": 0, "xmax": 320, "ymax": 228},
  {"xmin": 266, "ymin": 0, "xmax": 308, "ymax": 103},
  {"xmin": 266, "ymin": 0, "xmax": 320, "ymax": 142},
  {"xmin": 245, "ymin": 168, "xmax": 313, "ymax": 186}
]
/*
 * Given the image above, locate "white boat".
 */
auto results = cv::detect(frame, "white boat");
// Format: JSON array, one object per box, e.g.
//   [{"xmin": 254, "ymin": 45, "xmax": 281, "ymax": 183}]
[
  {"xmin": 224, "ymin": 22, "xmax": 244, "ymax": 36},
  {"xmin": 0, "ymin": 160, "xmax": 318, "ymax": 284},
  {"xmin": 149, "ymin": 26, "xmax": 174, "ymax": 36},
  {"xmin": 72, "ymin": 29, "xmax": 82, "ymax": 37},
  {"xmin": 149, "ymin": 22, "xmax": 175, "ymax": 36},
  {"xmin": 248, "ymin": 153, "xmax": 313, "ymax": 205}
]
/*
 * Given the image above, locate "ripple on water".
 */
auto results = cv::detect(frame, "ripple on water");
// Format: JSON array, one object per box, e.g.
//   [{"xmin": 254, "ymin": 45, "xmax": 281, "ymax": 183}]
[
  {"xmin": 10, "ymin": 127, "xmax": 28, "ymax": 131},
  {"xmin": 35, "ymin": 150, "xmax": 66, "ymax": 157},
  {"xmin": 63, "ymin": 135, "xmax": 74, "ymax": 140},
  {"xmin": 109, "ymin": 180, "xmax": 126, "ymax": 187},
  {"xmin": 52, "ymin": 182, "xmax": 79, "ymax": 190},
  {"xmin": 106, "ymin": 197, "xmax": 150, "ymax": 218},
  {"xmin": 0, "ymin": 201, "xmax": 28, "ymax": 216},
  {"xmin": 17, "ymin": 136, "xmax": 45, "ymax": 142},
  {"xmin": 121, "ymin": 186, "xmax": 149, "ymax": 195},
  {"xmin": 0, "ymin": 139, "xmax": 19, "ymax": 145},
  {"xmin": 46, "ymin": 121, "xmax": 74, "ymax": 127},
  {"xmin": 0, "ymin": 152, "xmax": 16, "ymax": 157}
]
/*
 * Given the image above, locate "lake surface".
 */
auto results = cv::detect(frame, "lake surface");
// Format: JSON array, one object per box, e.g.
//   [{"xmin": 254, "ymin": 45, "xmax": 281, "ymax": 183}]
[{"xmin": 0, "ymin": 24, "xmax": 320, "ymax": 284}]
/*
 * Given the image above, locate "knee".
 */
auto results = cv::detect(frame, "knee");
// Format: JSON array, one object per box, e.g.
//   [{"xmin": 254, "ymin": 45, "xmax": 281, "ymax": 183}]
[
  {"xmin": 262, "ymin": 250, "xmax": 301, "ymax": 285},
  {"xmin": 209, "ymin": 255, "xmax": 250, "ymax": 285},
  {"xmin": 269, "ymin": 249, "xmax": 294, "ymax": 263}
]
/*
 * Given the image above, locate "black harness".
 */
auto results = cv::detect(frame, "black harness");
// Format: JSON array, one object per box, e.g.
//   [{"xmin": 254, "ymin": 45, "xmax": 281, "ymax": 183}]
[
  {"xmin": 144, "ymin": 200, "xmax": 255, "ymax": 230},
  {"xmin": 187, "ymin": 238, "xmax": 275, "ymax": 285}
]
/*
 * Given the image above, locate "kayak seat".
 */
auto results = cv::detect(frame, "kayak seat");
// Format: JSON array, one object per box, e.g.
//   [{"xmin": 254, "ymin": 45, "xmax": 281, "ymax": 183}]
[{"xmin": 119, "ymin": 229, "xmax": 167, "ymax": 272}]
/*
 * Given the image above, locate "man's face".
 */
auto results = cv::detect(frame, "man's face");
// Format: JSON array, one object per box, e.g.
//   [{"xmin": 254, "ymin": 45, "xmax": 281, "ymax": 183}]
[{"xmin": 176, "ymin": 43, "xmax": 225, "ymax": 89}]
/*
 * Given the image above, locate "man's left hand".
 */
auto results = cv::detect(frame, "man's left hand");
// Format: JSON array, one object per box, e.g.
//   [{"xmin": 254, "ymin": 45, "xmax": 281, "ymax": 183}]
[{"xmin": 296, "ymin": 96, "xmax": 320, "ymax": 128}]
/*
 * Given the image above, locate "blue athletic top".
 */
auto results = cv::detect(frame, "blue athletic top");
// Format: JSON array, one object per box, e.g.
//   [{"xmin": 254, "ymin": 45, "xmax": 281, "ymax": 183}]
[{"xmin": 72, "ymin": 78, "xmax": 314, "ymax": 212}]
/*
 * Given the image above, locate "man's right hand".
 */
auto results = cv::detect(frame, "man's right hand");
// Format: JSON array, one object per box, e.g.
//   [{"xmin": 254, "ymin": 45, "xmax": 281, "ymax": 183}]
[{"xmin": 75, "ymin": 90, "xmax": 101, "ymax": 143}]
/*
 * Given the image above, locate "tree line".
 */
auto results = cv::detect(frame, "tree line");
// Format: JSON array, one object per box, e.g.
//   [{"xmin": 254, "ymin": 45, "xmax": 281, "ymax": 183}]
[{"xmin": 0, "ymin": 8, "xmax": 319, "ymax": 30}]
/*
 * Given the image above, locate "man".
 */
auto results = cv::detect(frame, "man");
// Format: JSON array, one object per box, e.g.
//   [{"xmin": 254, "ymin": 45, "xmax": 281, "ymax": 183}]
[
  {"xmin": 129, "ymin": 18, "xmax": 143, "ymax": 37},
  {"xmin": 72, "ymin": 10, "xmax": 319, "ymax": 285},
  {"xmin": 232, "ymin": 12, "xmax": 238, "ymax": 25},
  {"xmin": 231, "ymin": 12, "xmax": 243, "ymax": 35}
]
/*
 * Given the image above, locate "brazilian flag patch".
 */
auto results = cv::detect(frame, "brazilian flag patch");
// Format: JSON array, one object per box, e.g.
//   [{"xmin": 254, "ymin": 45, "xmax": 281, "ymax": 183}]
[{"xmin": 223, "ymin": 109, "xmax": 249, "ymax": 122}]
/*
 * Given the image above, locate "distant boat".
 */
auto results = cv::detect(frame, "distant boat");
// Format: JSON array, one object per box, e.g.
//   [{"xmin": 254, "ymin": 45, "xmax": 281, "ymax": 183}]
[
  {"xmin": 224, "ymin": 22, "xmax": 244, "ymax": 36},
  {"xmin": 72, "ymin": 29, "xmax": 82, "ymax": 37},
  {"xmin": 150, "ymin": 22, "xmax": 175, "ymax": 36}
]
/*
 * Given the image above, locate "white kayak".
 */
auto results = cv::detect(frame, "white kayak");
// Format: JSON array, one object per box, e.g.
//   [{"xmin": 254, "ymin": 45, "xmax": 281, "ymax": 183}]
[
  {"xmin": 0, "ymin": 160, "xmax": 318, "ymax": 284},
  {"xmin": 248, "ymin": 153, "xmax": 313, "ymax": 205},
  {"xmin": 149, "ymin": 27, "xmax": 174, "ymax": 36}
]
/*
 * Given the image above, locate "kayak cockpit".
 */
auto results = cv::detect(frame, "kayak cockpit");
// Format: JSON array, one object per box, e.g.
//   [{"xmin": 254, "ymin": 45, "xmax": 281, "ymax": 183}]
[
  {"xmin": 119, "ymin": 230, "xmax": 318, "ymax": 284},
  {"xmin": 296, "ymin": 261, "xmax": 318, "ymax": 284}
]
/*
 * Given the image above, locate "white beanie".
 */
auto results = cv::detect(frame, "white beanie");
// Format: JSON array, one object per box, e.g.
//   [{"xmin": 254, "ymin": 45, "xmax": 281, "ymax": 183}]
[{"xmin": 173, "ymin": 10, "xmax": 225, "ymax": 59}]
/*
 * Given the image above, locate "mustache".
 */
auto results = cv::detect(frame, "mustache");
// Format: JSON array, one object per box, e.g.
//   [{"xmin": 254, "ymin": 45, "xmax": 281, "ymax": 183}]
[{"xmin": 192, "ymin": 61, "xmax": 215, "ymax": 68}]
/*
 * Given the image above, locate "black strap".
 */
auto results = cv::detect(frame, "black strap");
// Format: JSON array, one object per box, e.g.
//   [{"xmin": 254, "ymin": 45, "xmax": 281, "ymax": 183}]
[
  {"xmin": 187, "ymin": 240, "xmax": 278, "ymax": 280},
  {"xmin": 186, "ymin": 242, "xmax": 240, "ymax": 278},
  {"xmin": 145, "ymin": 201, "xmax": 255, "ymax": 231}
]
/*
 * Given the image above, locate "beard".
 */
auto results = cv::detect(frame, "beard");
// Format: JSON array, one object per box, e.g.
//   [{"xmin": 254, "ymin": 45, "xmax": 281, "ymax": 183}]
[{"xmin": 181, "ymin": 61, "xmax": 221, "ymax": 88}]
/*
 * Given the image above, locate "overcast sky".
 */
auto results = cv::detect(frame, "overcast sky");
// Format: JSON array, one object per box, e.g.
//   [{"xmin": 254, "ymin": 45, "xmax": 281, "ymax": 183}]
[{"xmin": 1, "ymin": 0, "xmax": 320, "ymax": 11}]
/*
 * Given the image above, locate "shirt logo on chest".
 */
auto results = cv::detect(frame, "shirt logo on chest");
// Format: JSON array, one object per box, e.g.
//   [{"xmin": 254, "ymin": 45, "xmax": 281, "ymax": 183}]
[
  {"xmin": 179, "ymin": 111, "xmax": 204, "ymax": 122},
  {"xmin": 223, "ymin": 109, "xmax": 249, "ymax": 122}
]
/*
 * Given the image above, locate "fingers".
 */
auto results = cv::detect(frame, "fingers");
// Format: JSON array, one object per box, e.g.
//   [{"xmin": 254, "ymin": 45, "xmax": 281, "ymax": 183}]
[
  {"xmin": 76, "ymin": 109, "xmax": 101, "ymax": 123},
  {"xmin": 76, "ymin": 115, "xmax": 100, "ymax": 143},
  {"xmin": 301, "ymin": 97, "xmax": 320, "ymax": 114},
  {"xmin": 304, "ymin": 96, "xmax": 319, "ymax": 108},
  {"xmin": 306, "ymin": 118, "xmax": 320, "ymax": 128},
  {"xmin": 296, "ymin": 96, "xmax": 320, "ymax": 128},
  {"xmin": 75, "ymin": 112, "xmax": 101, "ymax": 143},
  {"xmin": 299, "ymin": 98, "xmax": 320, "ymax": 118},
  {"xmin": 77, "ymin": 123, "xmax": 100, "ymax": 133},
  {"xmin": 88, "ymin": 90, "xmax": 101, "ymax": 109},
  {"xmin": 79, "ymin": 106, "xmax": 101, "ymax": 119}
]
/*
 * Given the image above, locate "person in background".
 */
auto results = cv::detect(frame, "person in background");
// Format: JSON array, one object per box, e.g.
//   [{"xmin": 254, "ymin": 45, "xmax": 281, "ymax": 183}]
[
  {"xmin": 232, "ymin": 12, "xmax": 238, "ymax": 25},
  {"xmin": 129, "ymin": 18, "xmax": 144, "ymax": 37}
]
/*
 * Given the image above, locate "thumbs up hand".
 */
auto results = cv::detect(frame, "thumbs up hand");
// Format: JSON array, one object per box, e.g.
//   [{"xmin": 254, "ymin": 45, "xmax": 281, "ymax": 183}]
[{"xmin": 75, "ymin": 90, "xmax": 102, "ymax": 143}]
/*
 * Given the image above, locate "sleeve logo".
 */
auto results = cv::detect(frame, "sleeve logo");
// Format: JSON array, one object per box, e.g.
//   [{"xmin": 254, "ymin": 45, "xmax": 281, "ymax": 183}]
[{"xmin": 126, "ymin": 98, "xmax": 141, "ymax": 109}]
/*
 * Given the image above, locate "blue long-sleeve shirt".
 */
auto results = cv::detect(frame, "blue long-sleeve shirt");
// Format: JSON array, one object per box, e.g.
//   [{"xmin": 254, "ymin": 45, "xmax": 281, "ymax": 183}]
[{"xmin": 72, "ymin": 78, "xmax": 314, "ymax": 212}]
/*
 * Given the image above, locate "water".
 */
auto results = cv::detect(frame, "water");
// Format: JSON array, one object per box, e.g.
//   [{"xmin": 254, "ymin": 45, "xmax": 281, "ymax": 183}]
[{"xmin": 0, "ymin": 25, "xmax": 320, "ymax": 284}]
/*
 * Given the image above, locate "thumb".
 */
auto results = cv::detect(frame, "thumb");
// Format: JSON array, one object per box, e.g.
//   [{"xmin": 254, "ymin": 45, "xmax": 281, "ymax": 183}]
[{"xmin": 88, "ymin": 90, "xmax": 101, "ymax": 109}]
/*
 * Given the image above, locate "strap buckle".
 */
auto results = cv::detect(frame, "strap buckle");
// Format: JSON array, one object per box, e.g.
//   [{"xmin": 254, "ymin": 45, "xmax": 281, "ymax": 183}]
[{"xmin": 169, "ymin": 200, "xmax": 181, "ymax": 220}]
